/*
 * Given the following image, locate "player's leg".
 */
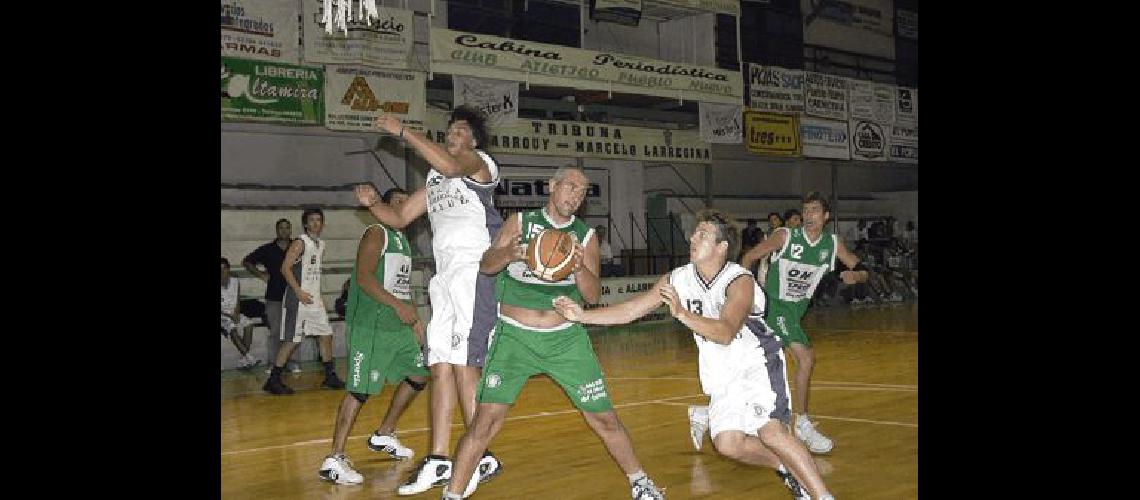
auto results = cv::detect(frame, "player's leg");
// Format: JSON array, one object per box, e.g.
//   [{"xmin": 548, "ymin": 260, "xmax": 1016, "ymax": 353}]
[
  {"xmin": 546, "ymin": 323, "xmax": 664, "ymax": 499},
  {"xmin": 318, "ymin": 392, "xmax": 367, "ymax": 485},
  {"xmin": 442, "ymin": 403, "xmax": 511, "ymax": 499},
  {"xmin": 371, "ymin": 330, "xmax": 431, "ymax": 460},
  {"xmin": 449, "ymin": 266, "xmax": 503, "ymax": 482}
]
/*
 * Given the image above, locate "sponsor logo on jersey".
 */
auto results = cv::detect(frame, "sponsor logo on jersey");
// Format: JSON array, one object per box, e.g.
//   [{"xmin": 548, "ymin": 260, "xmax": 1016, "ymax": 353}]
[{"xmin": 486, "ymin": 373, "xmax": 501, "ymax": 388}]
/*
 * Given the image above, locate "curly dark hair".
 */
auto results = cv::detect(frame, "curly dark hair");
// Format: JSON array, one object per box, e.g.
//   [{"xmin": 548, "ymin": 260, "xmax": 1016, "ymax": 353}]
[{"xmin": 449, "ymin": 105, "xmax": 490, "ymax": 149}]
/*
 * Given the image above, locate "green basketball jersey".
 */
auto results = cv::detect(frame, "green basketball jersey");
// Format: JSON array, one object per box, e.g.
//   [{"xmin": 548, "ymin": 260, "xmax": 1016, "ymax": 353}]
[
  {"xmin": 347, "ymin": 224, "xmax": 413, "ymax": 331},
  {"xmin": 498, "ymin": 209, "xmax": 594, "ymax": 310},
  {"xmin": 765, "ymin": 227, "xmax": 838, "ymax": 308}
]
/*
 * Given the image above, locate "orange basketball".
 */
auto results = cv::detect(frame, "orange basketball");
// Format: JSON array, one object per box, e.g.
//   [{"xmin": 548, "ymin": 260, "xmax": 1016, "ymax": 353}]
[{"xmin": 525, "ymin": 228, "xmax": 577, "ymax": 282}]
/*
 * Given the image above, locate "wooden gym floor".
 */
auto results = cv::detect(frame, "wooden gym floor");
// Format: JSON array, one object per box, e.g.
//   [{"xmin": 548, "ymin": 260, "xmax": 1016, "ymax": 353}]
[{"xmin": 221, "ymin": 302, "xmax": 917, "ymax": 499}]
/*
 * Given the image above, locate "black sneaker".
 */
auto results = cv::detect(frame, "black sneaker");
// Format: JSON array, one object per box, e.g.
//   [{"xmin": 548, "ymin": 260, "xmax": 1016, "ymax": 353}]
[
  {"xmin": 263, "ymin": 377, "xmax": 295, "ymax": 395},
  {"xmin": 775, "ymin": 470, "xmax": 808, "ymax": 500},
  {"xmin": 322, "ymin": 372, "xmax": 345, "ymax": 390}
]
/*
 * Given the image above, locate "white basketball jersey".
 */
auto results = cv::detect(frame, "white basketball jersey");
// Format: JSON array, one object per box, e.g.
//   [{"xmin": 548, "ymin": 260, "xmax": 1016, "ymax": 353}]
[
  {"xmin": 292, "ymin": 233, "xmax": 325, "ymax": 310},
  {"xmin": 426, "ymin": 150, "xmax": 502, "ymax": 265},
  {"xmin": 221, "ymin": 279, "xmax": 239, "ymax": 313},
  {"xmin": 668, "ymin": 262, "xmax": 776, "ymax": 395}
]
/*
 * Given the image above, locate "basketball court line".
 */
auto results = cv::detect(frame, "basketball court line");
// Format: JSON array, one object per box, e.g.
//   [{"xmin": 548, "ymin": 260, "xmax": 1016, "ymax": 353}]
[{"xmin": 223, "ymin": 388, "xmax": 917, "ymax": 456}]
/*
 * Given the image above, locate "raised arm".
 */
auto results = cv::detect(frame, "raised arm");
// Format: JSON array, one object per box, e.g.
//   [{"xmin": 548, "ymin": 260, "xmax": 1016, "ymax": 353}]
[
  {"xmin": 834, "ymin": 237, "xmax": 870, "ymax": 284},
  {"xmin": 554, "ymin": 274, "xmax": 669, "ymax": 325},
  {"xmin": 660, "ymin": 275, "xmax": 752, "ymax": 345},
  {"xmin": 374, "ymin": 115, "xmax": 489, "ymax": 181},
  {"xmin": 354, "ymin": 184, "xmax": 428, "ymax": 230},
  {"xmin": 741, "ymin": 227, "xmax": 788, "ymax": 270},
  {"xmin": 480, "ymin": 213, "xmax": 525, "ymax": 274}
]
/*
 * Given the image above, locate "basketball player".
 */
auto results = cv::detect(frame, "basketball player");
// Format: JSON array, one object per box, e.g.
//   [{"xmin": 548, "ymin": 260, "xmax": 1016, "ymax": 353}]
[
  {"xmin": 353, "ymin": 106, "xmax": 502, "ymax": 495},
  {"xmin": 317, "ymin": 188, "xmax": 432, "ymax": 484},
  {"xmin": 722, "ymin": 192, "xmax": 868, "ymax": 454},
  {"xmin": 442, "ymin": 165, "xmax": 664, "ymax": 500},
  {"xmin": 263, "ymin": 208, "xmax": 346, "ymax": 395},
  {"xmin": 554, "ymin": 209, "xmax": 835, "ymax": 500}
]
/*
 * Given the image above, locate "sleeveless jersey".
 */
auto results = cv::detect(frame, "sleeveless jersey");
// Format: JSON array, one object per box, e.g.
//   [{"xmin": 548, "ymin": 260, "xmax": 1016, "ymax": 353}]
[
  {"xmin": 425, "ymin": 150, "xmax": 503, "ymax": 266},
  {"xmin": 221, "ymin": 279, "xmax": 239, "ymax": 313},
  {"xmin": 287, "ymin": 233, "xmax": 325, "ymax": 311},
  {"xmin": 498, "ymin": 209, "xmax": 595, "ymax": 310},
  {"xmin": 765, "ymin": 227, "xmax": 838, "ymax": 308},
  {"xmin": 347, "ymin": 224, "xmax": 413, "ymax": 331},
  {"xmin": 669, "ymin": 262, "xmax": 781, "ymax": 395}
]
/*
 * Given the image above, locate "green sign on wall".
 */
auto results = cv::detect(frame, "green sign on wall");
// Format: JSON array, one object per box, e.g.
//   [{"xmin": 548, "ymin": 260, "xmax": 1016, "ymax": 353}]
[{"xmin": 221, "ymin": 57, "xmax": 324, "ymax": 125}]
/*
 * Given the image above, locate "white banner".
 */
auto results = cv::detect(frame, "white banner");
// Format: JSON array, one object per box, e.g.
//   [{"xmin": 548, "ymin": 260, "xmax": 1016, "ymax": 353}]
[
  {"xmin": 324, "ymin": 66, "xmax": 426, "ymax": 131},
  {"xmin": 496, "ymin": 168, "xmax": 609, "ymax": 216},
  {"xmin": 652, "ymin": 0, "xmax": 740, "ymax": 16},
  {"xmin": 894, "ymin": 86, "xmax": 918, "ymax": 126},
  {"xmin": 804, "ymin": 72, "xmax": 848, "ymax": 121},
  {"xmin": 301, "ymin": 2, "xmax": 416, "ymax": 70},
  {"xmin": 889, "ymin": 124, "xmax": 918, "ymax": 164},
  {"xmin": 590, "ymin": 275, "xmax": 671, "ymax": 323},
  {"xmin": 452, "ymin": 76, "xmax": 520, "ymax": 127},
  {"xmin": 699, "ymin": 102, "xmax": 743, "ymax": 144},
  {"xmin": 424, "ymin": 109, "xmax": 712, "ymax": 163},
  {"xmin": 849, "ymin": 119, "xmax": 889, "ymax": 162},
  {"xmin": 746, "ymin": 64, "xmax": 805, "ymax": 114},
  {"xmin": 847, "ymin": 79, "xmax": 895, "ymax": 124},
  {"xmin": 800, "ymin": 117, "xmax": 850, "ymax": 160},
  {"xmin": 431, "ymin": 28, "xmax": 743, "ymax": 105},
  {"xmin": 801, "ymin": 0, "xmax": 894, "ymax": 59},
  {"xmin": 221, "ymin": 0, "xmax": 300, "ymax": 64}
]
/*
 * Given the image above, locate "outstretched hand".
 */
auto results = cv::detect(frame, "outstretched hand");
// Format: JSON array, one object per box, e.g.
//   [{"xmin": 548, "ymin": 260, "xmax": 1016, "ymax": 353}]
[
  {"xmin": 553, "ymin": 296, "xmax": 583, "ymax": 322},
  {"xmin": 659, "ymin": 284, "xmax": 683, "ymax": 318},
  {"xmin": 355, "ymin": 184, "xmax": 379, "ymax": 207}
]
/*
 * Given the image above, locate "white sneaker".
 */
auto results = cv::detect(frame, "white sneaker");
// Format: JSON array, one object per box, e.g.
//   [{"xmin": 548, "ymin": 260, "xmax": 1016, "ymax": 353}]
[
  {"xmin": 318, "ymin": 454, "xmax": 364, "ymax": 485},
  {"xmin": 795, "ymin": 416, "xmax": 834, "ymax": 454},
  {"xmin": 288, "ymin": 363, "xmax": 302, "ymax": 373},
  {"xmin": 397, "ymin": 456, "xmax": 451, "ymax": 496},
  {"xmin": 687, "ymin": 405, "xmax": 709, "ymax": 450},
  {"xmin": 631, "ymin": 477, "xmax": 665, "ymax": 499},
  {"xmin": 477, "ymin": 452, "xmax": 502, "ymax": 483},
  {"xmin": 368, "ymin": 432, "xmax": 414, "ymax": 459}
]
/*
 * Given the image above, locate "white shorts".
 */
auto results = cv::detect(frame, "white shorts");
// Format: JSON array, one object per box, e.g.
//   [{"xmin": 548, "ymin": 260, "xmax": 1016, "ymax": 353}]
[
  {"xmin": 280, "ymin": 304, "xmax": 333, "ymax": 342},
  {"xmin": 425, "ymin": 261, "xmax": 498, "ymax": 367},
  {"xmin": 708, "ymin": 346, "xmax": 792, "ymax": 439}
]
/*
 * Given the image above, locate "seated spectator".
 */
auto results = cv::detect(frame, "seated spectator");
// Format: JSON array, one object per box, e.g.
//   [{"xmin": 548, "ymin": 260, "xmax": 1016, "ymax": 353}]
[
  {"xmin": 739, "ymin": 219, "xmax": 762, "ymax": 261},
  {"xmin": 766, "ymin": 212, "xmax": 783, "ymax": 237},
  {"xmin": 222, "ymin": 258, "xmax": 262, "ymax": 370}
]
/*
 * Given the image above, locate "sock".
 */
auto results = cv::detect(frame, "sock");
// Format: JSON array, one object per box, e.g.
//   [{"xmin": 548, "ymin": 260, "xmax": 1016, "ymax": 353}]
[
  {"xmin": 270, "ymin": 365, "xmax": 283, "ymax": 380},
  {"xmin": 323, "ymin": 360, "xmax": 336, "ymax": 376},
  {"xmin": 777, "ymin": 463, "xmax": 788, "ymax": 474},
  {"xmin": 627, "ymin": 471, "xmax": 647, "ymax": 485},
  {"xmin": 441, "ymin": 492, "xmax": 462, "ymax": 500}
]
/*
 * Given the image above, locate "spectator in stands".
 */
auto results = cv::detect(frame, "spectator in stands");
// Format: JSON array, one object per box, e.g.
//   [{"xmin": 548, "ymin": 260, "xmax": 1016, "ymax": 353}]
[
  {"xmin": 596, "ymin": 225, "xmax": 621, "ymax": 277},
  {"xmin": 902, "ymin": 221, "xmax": 917, "ymax": 248},
  {"xmin": 242, "ymin": 218, "xmax": 302, "ymax": 373},
  {"xmin": 784, "ymin": 209, "xmax": 802, "ymax": 229},
  {"xmin": 263, "ymin": 208, "xmax": 346, "ymax": 395},
  {"xmin": 740, "ymin": 219, "xmax": 762, "ymax": 262},
  {"xmin": 222, "ymin": 258, "xmax": 261, "ymax": 370},
  {"xmin": 766, "ymin": 212, "xmax": 784, "ymax": 237}
]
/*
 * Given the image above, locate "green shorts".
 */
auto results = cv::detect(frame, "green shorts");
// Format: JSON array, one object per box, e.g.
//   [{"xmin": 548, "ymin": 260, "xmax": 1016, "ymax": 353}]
[
  {"xmin": 345, "ymin": 321, "xmax": 429, "ymax": 395},
  {"xmin": 768, "ymin": 300, "xmax": 811, "ymax": 347},
  {"xmin": 477, "ymin": 317, "xmax": 613, "ymax": 413}
]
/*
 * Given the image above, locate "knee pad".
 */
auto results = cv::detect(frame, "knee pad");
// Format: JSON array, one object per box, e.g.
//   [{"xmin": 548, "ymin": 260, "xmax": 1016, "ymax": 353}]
[
  {"xmin": 350, "ymin": 391, "xmax": 369, "ymax": 403},
  {"xmin": 404, "ymin": 377, "xmax": 427, "ymax": 392}
]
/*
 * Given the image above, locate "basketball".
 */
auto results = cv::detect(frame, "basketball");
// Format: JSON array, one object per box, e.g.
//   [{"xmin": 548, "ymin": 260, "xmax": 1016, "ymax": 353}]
[{"xmin": 525, "ymin": 228, "xmax": 577, "ymax": 282}]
